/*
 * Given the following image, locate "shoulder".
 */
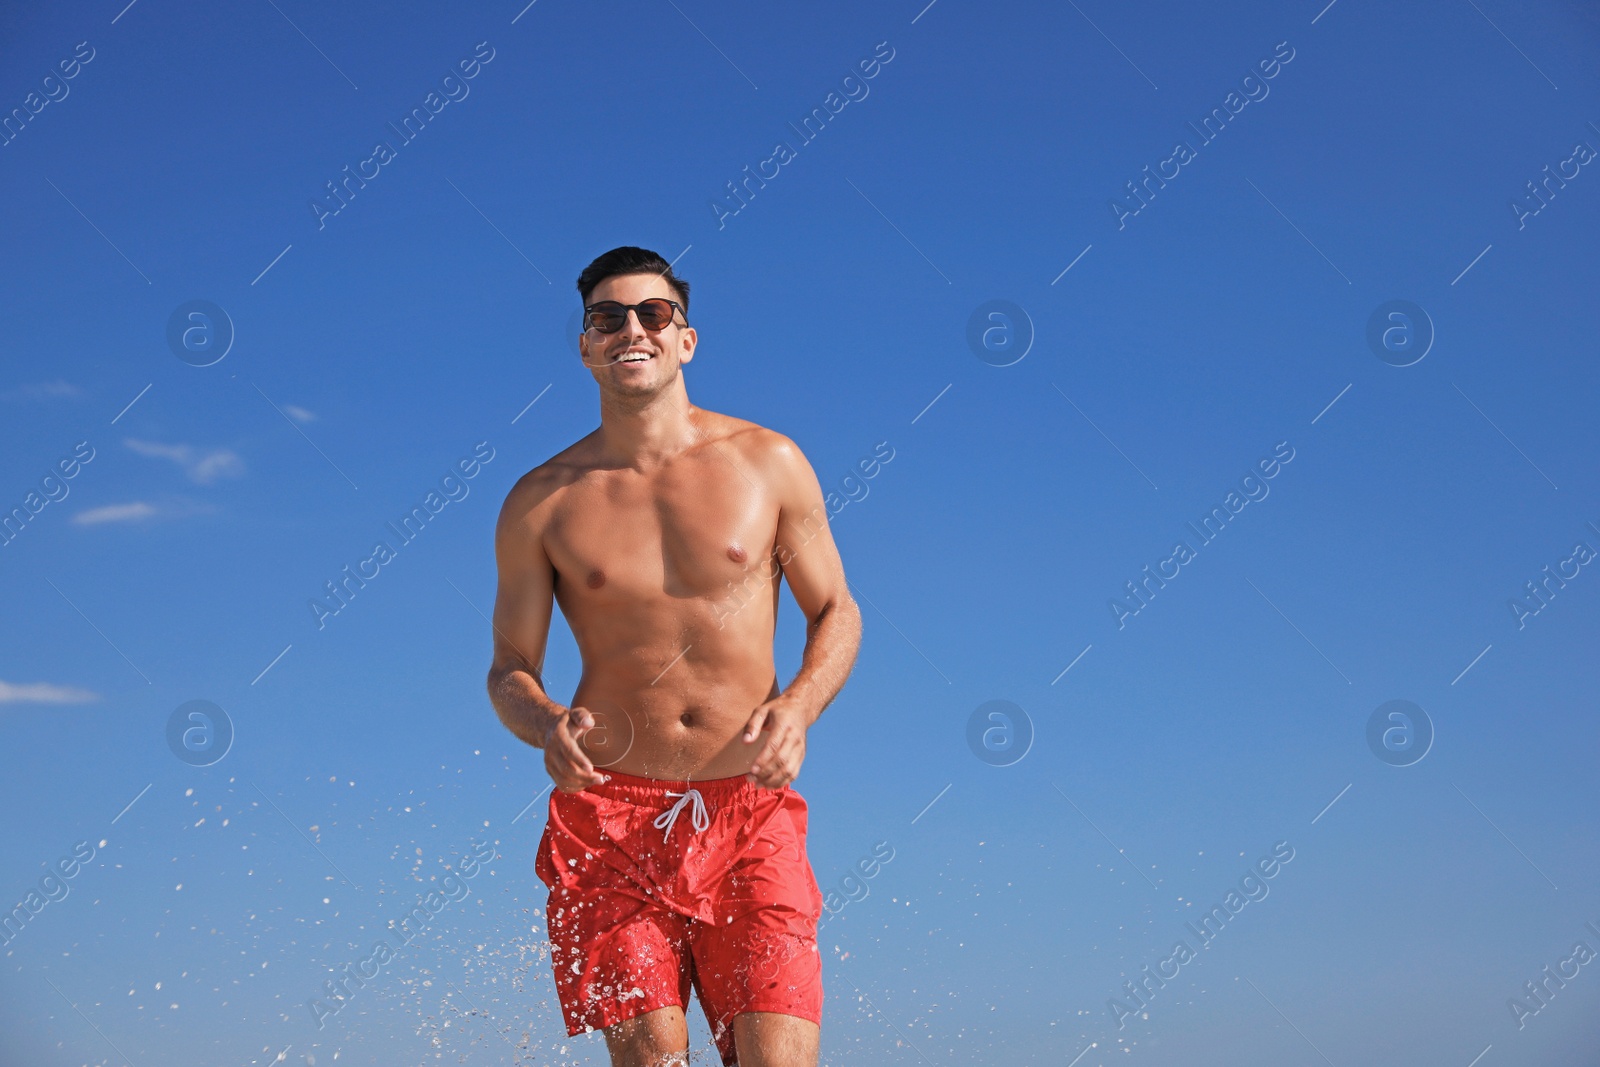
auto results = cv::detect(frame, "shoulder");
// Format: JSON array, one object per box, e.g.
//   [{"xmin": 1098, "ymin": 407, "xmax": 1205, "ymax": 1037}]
[
  {"xmin": 702, "ymin": 411, "xmax": 812, "ymax": 475},
  {"xmin": 706, "ymin": 415, "xmax": 823, "ymax": 513},
  {"xmin": 496, "ymin": 434, "xmax": 599, "ymax": 536}
]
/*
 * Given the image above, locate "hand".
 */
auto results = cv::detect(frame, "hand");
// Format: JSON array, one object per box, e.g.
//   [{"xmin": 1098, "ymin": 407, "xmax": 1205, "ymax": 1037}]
[
  {"xmin": 742, "ymin": 698, "xmax": 811, "ymax": 789},
  {"xmin": 542, "ymin": 706, "xmax": 607, "ymax": 793}
]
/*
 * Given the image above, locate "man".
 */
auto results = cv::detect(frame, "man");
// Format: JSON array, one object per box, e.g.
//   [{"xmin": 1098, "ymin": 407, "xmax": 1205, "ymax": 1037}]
[{"xmin": 487, "ymin": 245, "xmax": 862, "ymax": 1067}]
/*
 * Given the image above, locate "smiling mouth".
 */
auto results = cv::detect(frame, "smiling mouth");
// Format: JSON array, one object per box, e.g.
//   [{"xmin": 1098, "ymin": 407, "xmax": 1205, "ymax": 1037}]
[{"xmin": 617, "ymin": 351, "xmax": 653, "ymax": 364}]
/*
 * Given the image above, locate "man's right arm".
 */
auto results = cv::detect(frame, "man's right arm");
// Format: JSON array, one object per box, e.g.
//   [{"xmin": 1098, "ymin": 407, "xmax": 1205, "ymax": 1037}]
[
  {"xmin": 486, "ymin": 477, "xmax": 563, "ymax": 746},
  {"xmin": 486, "ymin": 476, "xmax": 604, "ymax": 791}
]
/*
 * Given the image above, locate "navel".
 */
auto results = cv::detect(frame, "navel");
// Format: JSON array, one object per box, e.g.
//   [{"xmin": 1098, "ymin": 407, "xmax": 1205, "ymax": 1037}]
[
  {"xmin": 727, "ymin": 544, "xmax": 747, "ymax": 563},
  {"xmin": 585, "ymin": 569, "xmax": 606, "ymax": 589}
]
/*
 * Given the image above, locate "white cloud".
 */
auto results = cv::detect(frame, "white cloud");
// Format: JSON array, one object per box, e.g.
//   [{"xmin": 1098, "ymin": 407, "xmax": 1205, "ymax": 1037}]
[
  {"xmin": 124, "ymin": 438, "xmax": 244, "ymax": 484},
  {"xmin": 0, "ymin": 680, "xmax": 98, "ymax": 704},
  {"xmin": 74, "ymin": 502, "xmax": 158, "ymax": 525},
  {"xmin": 123, "ymin": 438, "xmax": 190, "ymax": 464},
  {"xmin": 188, "ymin": 451, "xmax": 245, "ymax": 483},
  {"xmin": 283, "ymin": 404, "xmax": 317, "ymax": 423},
  {"xmin": 0, "ymin": 379, "xmax": 81, "ymax": 401}
]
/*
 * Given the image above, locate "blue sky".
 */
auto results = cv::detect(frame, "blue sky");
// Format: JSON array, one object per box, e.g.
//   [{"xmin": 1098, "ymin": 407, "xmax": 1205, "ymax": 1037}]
[{"xmin": 2, "ymin": 0, "xmax": 1599, "ymax": 1063}]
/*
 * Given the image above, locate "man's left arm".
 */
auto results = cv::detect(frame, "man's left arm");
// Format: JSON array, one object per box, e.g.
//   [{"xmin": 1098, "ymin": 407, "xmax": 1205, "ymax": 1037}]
[{"xmin": 743, "ymin": 433, "xmax": 864, "ymax": 788}]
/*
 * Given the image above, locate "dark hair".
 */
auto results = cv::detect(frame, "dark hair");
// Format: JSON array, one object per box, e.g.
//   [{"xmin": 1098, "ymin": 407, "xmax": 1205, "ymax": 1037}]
[{"xmin": 575, "ymin": 246, "xmax": 690, "ymax": 314}]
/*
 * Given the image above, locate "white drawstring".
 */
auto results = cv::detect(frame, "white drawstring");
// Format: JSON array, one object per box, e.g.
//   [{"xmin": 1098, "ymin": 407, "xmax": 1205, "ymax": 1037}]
[{"xmin": 652, "ymin": 787, "xmax": 710, "ymax": 842}]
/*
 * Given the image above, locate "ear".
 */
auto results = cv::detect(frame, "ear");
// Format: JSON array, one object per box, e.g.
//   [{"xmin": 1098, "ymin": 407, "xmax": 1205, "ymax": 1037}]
[{"xmin": 677, "ymin": 326, "xmax": 697, "ymax": 365}]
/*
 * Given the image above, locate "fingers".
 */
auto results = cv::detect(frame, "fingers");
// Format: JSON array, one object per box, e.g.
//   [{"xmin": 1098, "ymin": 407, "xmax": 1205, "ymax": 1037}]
[
  {"xmin": 548, "ymin": 755, "xmax": 605, "ymax": 792},
  {"xmin": 546, "ymin": 708, "xmax": 606, "ymax": 793},
  {"xmin": 546, "ymin": 748, "xmax": 598, "ymax": 792},
  {"xmin": 744, "ymin": 715, "xmax": 775, "ymax": 779},
  {"xmin": 742, "ymin": 705, "xmax": 769, "ymax": 744},
  {"xmin": 747, "ymin": 724, "xmax": 803, "ymax": 789}
]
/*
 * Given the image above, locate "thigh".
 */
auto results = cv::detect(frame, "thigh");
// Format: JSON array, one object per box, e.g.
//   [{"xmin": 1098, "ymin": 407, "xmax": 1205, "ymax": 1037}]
[{"xmin": 545, "ymin": 885, "xmax": 695, "ymax": 1041}]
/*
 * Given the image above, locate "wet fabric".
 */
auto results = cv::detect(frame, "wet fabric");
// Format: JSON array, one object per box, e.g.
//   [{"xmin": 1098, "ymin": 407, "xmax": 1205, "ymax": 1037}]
[{"xmin": 534, "ymin": 768, "xmax": 824, "ymax": 1065}]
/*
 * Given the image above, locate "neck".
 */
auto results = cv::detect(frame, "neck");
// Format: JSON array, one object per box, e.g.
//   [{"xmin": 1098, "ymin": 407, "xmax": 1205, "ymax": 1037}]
[{"xmin": 596, "ymin": 376, "xmax": 701, "ymax": 468}]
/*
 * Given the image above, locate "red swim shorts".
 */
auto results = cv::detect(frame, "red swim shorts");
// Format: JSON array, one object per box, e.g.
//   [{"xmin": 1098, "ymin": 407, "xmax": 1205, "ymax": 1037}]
[{"xmin": 534, "ymin": 769, "xmax": 824, "ymax": 1065}]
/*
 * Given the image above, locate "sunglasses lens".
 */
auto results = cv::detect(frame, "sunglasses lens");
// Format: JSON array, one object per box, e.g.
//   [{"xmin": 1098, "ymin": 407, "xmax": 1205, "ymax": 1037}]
[
  {"xmin": 636, "ymin": 300, "xmax": 676, "ymax": 329},
  {"xmin": 586, "ymin": 304, "xmax": 626, "ymax": 333}
]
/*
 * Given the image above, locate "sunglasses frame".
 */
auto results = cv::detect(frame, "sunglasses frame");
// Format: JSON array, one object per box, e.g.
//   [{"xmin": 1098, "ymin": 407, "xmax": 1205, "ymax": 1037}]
[{"xmin": 582, "ymin": 298, "xmax": 688, "ymax": 334}]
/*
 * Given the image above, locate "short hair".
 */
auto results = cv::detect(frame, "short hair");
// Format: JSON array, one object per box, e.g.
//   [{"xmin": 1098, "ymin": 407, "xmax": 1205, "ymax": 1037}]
[{"xmin": 575, "ymin": 246, "xmax": 690, "ymax": 315}]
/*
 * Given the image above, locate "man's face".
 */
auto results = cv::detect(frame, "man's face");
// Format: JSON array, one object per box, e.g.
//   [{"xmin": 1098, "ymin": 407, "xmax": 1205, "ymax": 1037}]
[{"xmin": 578, "ymin": 272, "xmax": 696, "ymax": 396}]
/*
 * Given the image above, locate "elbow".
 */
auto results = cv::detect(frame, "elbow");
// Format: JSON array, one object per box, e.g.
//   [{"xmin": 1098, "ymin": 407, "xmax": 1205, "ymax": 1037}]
[
  {"xmin": 841, "ymin": 593, "xmax": 863, "ymax": 645},
  {"xmin": 486, "ymin": 656, "xmax": 510, "ymax": 692},
  {"xmin": 485, "ymin": 667, "xmax": 507, "ymax": 715},
  {"xmin": 487, "ymin": 656, "xmax": 544, "ymax": 704},
  {"xmin": 813, "ymin": 591, "xmax": 862, "ymax": 632}
]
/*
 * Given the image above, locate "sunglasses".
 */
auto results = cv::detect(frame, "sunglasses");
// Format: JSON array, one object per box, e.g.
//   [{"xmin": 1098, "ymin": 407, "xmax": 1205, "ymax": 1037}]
[{"xmin": 582, "ymin": 299, "xmax": 687, "ymax": 334}]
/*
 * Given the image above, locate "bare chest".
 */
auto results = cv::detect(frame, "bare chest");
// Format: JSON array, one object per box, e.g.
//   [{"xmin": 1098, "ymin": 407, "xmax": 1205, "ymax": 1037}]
[{"xmin": 545, "ymin": 460, "xmax": 779, "ymax": 602}]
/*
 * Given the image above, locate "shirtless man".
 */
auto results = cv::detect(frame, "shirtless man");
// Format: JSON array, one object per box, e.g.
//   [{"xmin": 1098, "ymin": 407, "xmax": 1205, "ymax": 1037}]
[{"xmin": 487, "ymin": 246, "xmax": 862, "ymax": 1067}]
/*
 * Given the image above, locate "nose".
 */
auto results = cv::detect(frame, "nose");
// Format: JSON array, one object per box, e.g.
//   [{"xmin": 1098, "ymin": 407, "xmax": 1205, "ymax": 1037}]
[{"xmin": 614, "ymin": 308, "xmax": 650, "ymax": 348}]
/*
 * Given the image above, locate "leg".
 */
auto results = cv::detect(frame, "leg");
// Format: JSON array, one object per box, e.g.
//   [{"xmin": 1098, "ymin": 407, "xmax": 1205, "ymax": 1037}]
[
  {"xmin": 602, "ymin": 1005, "xmax": 691, "ymax": 1067},
  {"xmin": 691, "ymin": 787, "xmax": 825, "ymax": 1066},
  {"xmin": 732, "ymin": 1011, "xmax": 819, "ymax": 1067},
  {"xmin": 541, "ymin": 882, "xmax": 695, "ymax": 1062}
]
